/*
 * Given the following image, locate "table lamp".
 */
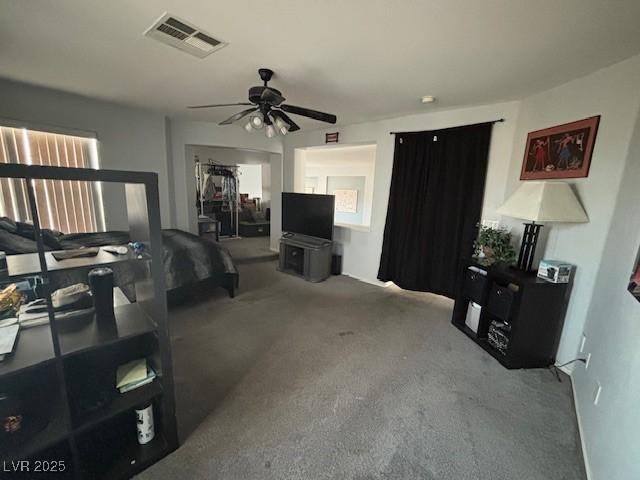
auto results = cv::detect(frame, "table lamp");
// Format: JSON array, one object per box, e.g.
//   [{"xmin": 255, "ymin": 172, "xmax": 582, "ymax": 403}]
[{"xmin": 496, "ymin": 181, "xmax": 588, "ymax": 271}]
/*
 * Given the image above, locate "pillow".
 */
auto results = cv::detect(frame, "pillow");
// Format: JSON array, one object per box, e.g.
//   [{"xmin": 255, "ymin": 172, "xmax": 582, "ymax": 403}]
[{"xmin": 0, "ymin": 217, "xmax": 17, "ymax": 233}]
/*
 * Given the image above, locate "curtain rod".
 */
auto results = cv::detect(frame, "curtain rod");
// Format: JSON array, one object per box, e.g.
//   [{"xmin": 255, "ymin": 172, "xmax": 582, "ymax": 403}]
[{"xmin": 389, "ymin": 118, "xmax": 505, "ymax": 135}]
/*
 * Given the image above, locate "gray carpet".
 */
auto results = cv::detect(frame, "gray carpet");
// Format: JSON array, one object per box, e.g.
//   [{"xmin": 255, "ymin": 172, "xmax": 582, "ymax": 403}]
[
  {"xmin": 139, "ymin": 261, "xmax": 585, "ymax": 480},
  {"xmin": 220, "ymin": 236, "xmax": 278, "ymax": 264}
]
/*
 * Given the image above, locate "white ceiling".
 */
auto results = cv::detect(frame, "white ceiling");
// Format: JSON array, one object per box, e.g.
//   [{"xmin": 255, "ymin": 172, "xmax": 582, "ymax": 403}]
[{"xmin": 1, "ymin": 0, "xmax": 640, "ymax": 130}]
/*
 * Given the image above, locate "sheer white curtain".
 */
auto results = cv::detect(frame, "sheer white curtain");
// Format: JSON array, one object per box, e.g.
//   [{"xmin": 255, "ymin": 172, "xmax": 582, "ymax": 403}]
[{"xmin": 0, "ymin": 126, "xmax": 103, "ymax": 233}]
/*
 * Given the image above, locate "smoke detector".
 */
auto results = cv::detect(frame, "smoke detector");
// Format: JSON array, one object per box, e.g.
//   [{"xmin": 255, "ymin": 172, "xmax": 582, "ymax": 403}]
[{"xmin": 144, "ymin": 13, "xmax": 227, "ymax": 58}]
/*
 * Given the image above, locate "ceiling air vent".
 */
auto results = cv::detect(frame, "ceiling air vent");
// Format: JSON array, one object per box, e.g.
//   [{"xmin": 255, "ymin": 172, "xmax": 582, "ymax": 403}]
[{"xmin": 144, "ymin": 13, "xmax": 227, "ymax": 59}]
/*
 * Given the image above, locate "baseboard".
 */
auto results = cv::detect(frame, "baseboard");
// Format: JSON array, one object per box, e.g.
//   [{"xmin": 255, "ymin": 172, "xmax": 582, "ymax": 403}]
[
  {"xmin": 557, "ymin": 364, "xmax": 574, "ymax": 376},
  {"xmin": 570, "ymin": 374, "xmax": 592, "ymax": 480},
  {"xmin": 341, "ymin": 272, "xmax": 390, "ymax": 288}
]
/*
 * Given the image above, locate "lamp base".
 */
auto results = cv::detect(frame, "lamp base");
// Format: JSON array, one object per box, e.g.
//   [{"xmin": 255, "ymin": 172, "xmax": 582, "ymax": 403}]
[{"xmin": 517, "ymin": 222, "xmax": 543, "ymax": 271}]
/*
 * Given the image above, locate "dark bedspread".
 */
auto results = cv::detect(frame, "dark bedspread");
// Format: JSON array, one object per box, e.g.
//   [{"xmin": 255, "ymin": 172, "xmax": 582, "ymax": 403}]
[
  {"xmin": 57, "ymin": 229, "xmax": 237, "ymax": 291},
  {"xmin": 160, "ymin": 229, "xmax": 236, "ymax": 290},
  {"xmin": 0, "ymin": 220, "xmax": 237, "ymax": 295}
]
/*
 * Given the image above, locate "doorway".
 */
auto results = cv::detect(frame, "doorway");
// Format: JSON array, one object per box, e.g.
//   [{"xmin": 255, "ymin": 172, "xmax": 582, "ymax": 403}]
[{"xmin": 188, "ymin": 145, "xmax": 279, "ymax": 264}]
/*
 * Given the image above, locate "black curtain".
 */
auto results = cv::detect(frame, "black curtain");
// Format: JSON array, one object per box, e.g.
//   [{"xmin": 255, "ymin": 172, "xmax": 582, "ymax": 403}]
[{"xmin": 377, "ymin": 122, "xmax": 493, "ymax": 298}]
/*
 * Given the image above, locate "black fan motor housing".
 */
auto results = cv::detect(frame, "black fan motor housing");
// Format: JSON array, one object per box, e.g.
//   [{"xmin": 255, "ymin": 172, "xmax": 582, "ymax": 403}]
[{"xmin": 249, "ymin": 86, "xmax": 282, "ymax": 105}]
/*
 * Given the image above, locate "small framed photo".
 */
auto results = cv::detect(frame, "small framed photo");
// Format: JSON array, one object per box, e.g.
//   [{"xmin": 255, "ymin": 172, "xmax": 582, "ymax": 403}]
[{"xmin": 520, "ymin": 116, "xmax": 600, "ymax": 180}]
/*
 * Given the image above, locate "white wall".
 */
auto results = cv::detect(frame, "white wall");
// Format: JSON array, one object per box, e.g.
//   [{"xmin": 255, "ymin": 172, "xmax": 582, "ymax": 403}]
[
  {"xmin": 570, "ymin": 111, "xmax": 640, "ymax": 480},
  {"xmin": 167, "ymin": 119, "xmax": 282, "ymax": 245},
  {"xmin": 573, "ymin": 110, "xmax": 640, "ymax": 480},
  {"xmin": 237, "ymin": 164, "xmax": 262, "ymax": 199},
  {"xmin": 269, "ymin": 152, "xmax": 282, "ymax": 252},
  {"xmin": 283, "ymin": 101, "xmax": 520, "ymax": 284},
  {"xmin": 502, "ymin": 55, "xmax": 640, "ymax": 367},
  {"xmin": 0, "ymin": 79, "xmax": 173, "ymax": 230},
  {"xmin": 261, "ymin": 158, "xmax": 271, "ymax": 210}
]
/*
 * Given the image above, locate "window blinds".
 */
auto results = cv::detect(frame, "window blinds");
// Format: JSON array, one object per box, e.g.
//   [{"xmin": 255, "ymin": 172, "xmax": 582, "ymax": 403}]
[{"xmin": 0, "ymin": 126, "xmax": 102, "ymax": 234}]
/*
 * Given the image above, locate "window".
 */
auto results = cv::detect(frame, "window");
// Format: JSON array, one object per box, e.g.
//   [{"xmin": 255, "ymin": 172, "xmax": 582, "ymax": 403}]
[
  {"xmin": 0, "ymin": 125, "xmax": 104, "ymax": 233},
  {"xmin": 294, "ymin": 144, "xmax": 376, "ymax": 229}
]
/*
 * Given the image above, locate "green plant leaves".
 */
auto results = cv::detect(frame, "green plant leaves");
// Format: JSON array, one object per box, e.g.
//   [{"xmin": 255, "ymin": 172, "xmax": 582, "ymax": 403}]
[{"xmin": 473, "ymin": 225, "xmax": 516, "ymax": 266}]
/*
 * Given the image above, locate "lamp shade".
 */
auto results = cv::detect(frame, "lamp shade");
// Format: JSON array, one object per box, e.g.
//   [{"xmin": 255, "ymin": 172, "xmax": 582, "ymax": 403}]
[{"xmin": 497, "ymin": 181, "xmax": 588, "ymax": 223}]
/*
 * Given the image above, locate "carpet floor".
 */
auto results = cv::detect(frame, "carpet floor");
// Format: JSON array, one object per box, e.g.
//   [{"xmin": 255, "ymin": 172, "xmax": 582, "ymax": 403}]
[
  {"xmin": 220, "ymin": 236, "xmax": 278, "ymax": 264},
  {"xmin": 139, "ymin": 261, "xmax": 585, "ymax": 480}
]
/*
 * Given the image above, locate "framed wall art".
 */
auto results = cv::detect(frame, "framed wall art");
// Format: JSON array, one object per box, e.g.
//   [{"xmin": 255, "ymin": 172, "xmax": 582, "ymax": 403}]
[{"xmin": 520, "ymin": 116, "xmax": 600, "ymax": 180}]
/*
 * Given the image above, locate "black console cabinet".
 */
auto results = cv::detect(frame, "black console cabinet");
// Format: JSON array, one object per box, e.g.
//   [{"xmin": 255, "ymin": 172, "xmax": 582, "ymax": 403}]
[{"xmin": 451, "ymin": 259, "xmax": 571, "ymax": 369}]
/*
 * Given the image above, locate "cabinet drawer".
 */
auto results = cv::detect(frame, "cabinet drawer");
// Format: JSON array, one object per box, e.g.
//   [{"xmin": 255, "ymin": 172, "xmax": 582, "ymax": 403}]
[
  {"xmin": 463, "ymin": 269, "xmax": 489, "ymax": 305},
  {"xmin": 486, "ymin": 284, "xmax": 515, "ymax": 321}
]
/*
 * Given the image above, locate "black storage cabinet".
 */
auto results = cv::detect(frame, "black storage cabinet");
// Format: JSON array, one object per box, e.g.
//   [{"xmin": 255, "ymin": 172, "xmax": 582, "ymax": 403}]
[{"xmin": 451, "ymin": 259, "xmax": 571, "ymax": 369}]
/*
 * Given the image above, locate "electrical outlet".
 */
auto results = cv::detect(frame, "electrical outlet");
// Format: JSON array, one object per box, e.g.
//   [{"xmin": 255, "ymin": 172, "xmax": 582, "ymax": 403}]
[
  {"xmin": 585, "ymin": 352, "xmax": 592, "ymax": 369},
  {"xmin": 580, "ymin": 334, "xmax": 587, "ymax": 353},
  {"xmin": 593, "ymin": 382, "xmax": 602, "ymax": 406}
]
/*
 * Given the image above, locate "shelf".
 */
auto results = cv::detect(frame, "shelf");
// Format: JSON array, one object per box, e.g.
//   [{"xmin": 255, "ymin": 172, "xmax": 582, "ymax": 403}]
[
  {"xmin": 102, "ymin": 433, "xmax": 169, "ymax": 480},
  {"xmin": 0, "ymin": 165, "xmax": 177, "ymax": 477},
  {"xmin": 453, "ymin": 322, "xmax": 515, "ymax": 369},
  {"xmin": 5, "ymin": 248, "xmax": 150, "ymax": 279},
  {"xmin": 3, "ymin": 392, "xmax": 70, "ymax": 461},
  {"xmin": 78, "ymin": 419, "xmax": 170, "ymax": 480},
  {"xmin": 74, "ymin": 380, "xmax": 163, "ymax": 433},
  {"xmin": 4, "ymin": 422, "xmax": 69, "ymax": 462},
  {"xmin": 59, "ymin": 303, "xmax": 156, "ymax": 357},
  {"xmin": 0, "ymin": 323, "xmax": 55, "ymax": 379}
]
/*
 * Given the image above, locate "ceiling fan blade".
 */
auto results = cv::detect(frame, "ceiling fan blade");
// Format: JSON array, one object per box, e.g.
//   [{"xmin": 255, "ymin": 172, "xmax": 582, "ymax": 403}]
[
  {"xmin": 187, "ymin": 102, "xmax": 253, "ymax": 109},
  {"xmin": 260, "ymin": 88, "xmax": 285, "ymax": 106},
  {"xmin": 271, "ymin": 110, "xmax": 300, "ymax": 132},
  {"xmin": 280, "ymin": 104, "xmax": 337, "ymax": 124},
  {"xmin": 219, "ymin": 107, "xmax": 259, "ymax": 125}
]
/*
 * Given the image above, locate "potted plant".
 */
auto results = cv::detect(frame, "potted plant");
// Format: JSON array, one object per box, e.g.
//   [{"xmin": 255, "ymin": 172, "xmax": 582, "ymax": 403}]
[{"xmin": 473, "ymin": 224, "xmax": 516, "ymax": 266}]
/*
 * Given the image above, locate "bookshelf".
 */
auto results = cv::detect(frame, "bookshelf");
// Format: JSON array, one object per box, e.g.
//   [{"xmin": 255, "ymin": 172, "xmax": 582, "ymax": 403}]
[
  {"xmin": 451, "ymin": 259, "xmax": 570, "ymax": 369},
  {"xmin": 0, "ymin": 164, "xmax": 178, "ymax": 478}
]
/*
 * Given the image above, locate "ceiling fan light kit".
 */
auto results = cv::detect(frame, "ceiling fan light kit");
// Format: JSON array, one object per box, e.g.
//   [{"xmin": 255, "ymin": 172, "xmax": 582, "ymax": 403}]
[
  {"xmin": 188, "ymin": 68, "xmax": 337, "ymax": 137},
  {"xmin": 249, "ymin": 114, "xmax": 264, "ymax": 129},
  {"xmin": 265, "ymin": 124, "xmax": 276, "ymax": 138}
]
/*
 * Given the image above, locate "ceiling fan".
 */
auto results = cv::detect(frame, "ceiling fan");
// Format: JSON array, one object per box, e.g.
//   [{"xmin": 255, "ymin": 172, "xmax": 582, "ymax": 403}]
[{"xmin": 188, "ymin": 68, "xmax": 337, "ymax": 137}]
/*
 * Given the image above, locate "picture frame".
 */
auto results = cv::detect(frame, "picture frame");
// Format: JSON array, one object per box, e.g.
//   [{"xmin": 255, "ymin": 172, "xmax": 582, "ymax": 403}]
[{"xmin": 520, "ymin": 116, "xmax": 600, "ymax": 180}]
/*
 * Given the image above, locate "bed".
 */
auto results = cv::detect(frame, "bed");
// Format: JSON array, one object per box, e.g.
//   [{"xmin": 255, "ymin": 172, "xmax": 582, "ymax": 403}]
[{"xmin": 0, "ymin": 219, "xmax": 239, "ymax": 299}]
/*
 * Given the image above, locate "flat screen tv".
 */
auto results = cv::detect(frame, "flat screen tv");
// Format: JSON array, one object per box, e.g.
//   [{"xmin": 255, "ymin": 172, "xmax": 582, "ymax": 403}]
[{"xmin": 282, "ymin": 192, "xmax": 335, "ymax": 240}]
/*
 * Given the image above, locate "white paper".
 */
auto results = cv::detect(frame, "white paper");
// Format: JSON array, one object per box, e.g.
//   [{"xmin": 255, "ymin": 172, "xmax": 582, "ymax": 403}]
[{"xmin": 334, "ymin": 189, "xmax": 358, "ymax": 213}]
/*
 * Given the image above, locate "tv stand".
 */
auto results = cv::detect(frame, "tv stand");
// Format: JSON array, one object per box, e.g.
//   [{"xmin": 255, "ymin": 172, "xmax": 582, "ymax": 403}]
[{"xmin": 279, "ymin": 233, "xmax": 332, "ymax": 282}]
